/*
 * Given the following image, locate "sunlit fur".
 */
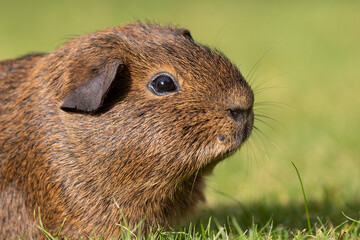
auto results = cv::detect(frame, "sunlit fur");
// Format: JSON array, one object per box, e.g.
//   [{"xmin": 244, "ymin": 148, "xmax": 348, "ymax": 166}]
[{"xmin": 0, "ymin": 23, "xmax": 254, "ymax": 239}]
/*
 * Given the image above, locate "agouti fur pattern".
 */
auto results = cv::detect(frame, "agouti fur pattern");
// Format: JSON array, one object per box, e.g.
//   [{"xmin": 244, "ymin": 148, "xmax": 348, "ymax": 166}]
[{"xmin": 0, "ymin": 22, "xmax": 254, "ymax": 239}]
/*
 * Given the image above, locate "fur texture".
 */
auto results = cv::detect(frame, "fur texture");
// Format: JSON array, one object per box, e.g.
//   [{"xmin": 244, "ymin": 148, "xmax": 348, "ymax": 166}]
[{"xmin": 0, "ymin": 23, "xmax": 254, "ymax": 239}]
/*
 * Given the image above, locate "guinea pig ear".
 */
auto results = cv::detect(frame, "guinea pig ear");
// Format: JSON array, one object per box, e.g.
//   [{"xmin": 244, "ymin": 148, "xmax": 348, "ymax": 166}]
[
  {"xmin": 60, "ymin": 59, "xmax": 123, "ymax": 113},
  {"xmin": 179, "ymin": 28, "xmax": 193, "ymax": 41}
]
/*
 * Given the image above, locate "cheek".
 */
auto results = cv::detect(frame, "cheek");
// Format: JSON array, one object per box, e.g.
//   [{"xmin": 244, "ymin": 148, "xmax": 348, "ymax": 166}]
[
  {"xmin": 214, "ymin": 124, "xmax": 239, "ymax": 149},
  {"xmin": 193, "ymin": 115, "xmax": 250, "ymax": 158},
  {"xmin": 181, "ymin": 116, "xmax": 237, "ymax": 155}
]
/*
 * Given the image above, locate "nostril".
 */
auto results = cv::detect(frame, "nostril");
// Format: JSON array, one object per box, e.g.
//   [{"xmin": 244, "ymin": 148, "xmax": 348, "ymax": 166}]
[{"xmin": 227, "ymin": 108, "xmax": 245, "ymax": 122}]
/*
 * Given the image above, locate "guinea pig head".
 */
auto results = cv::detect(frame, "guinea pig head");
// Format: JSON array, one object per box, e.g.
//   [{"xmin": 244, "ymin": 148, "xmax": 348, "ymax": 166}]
[{"xmin": 58, "ymin": 23, "xmax": 254, "ymax": 184}]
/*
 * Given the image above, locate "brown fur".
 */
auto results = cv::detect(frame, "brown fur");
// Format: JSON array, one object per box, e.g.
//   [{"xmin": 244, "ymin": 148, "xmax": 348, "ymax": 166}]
[{"xmin": 0, "ymin": 22, "xmax": 254, "ymax": 239}]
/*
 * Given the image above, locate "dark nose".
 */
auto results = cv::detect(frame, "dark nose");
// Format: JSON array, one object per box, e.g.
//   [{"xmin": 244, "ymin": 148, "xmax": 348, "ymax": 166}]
[{"xmin": 227, "ymin": 107, "xmax": 251, "ymax": 122}]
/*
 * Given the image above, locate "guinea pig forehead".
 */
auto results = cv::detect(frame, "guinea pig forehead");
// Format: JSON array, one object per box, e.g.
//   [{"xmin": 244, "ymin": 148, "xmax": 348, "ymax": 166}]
[
  {"xmin": 131, "ymin": 61, "xmax": 184, "ymax": 87},
  {"xmin": 128, "ymin": 38, "xmax": 235, "ymax": 87},
  {"xmin": 128, "ymin": 47, "xmax": 188, "ymax": 79}
]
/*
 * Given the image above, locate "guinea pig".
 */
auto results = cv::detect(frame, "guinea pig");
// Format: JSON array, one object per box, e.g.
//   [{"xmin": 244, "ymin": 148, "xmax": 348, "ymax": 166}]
[{"xmin": 0, "ymin": 22, "xmax": 254, "ymax": 239}]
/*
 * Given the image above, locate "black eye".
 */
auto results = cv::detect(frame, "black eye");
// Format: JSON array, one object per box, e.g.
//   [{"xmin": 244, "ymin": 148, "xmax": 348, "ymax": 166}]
[{"xmin": 148, "ymin": 72, "xmax": 179, "ymax": 95}]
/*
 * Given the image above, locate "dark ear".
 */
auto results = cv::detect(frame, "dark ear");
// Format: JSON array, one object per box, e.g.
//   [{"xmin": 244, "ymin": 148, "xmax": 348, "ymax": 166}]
[
  {"xmin": 179, "ymin": 28, "xmax": 193, "ymax": 41},
  {"xmin": 60, "ymin": 59, "xmax": 122, "ymax": 113}
]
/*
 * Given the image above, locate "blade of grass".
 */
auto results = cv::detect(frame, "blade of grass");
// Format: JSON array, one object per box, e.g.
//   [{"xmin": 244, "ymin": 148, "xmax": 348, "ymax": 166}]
[
  {"xmin": 231, "ymin": 216, "xmax": 245, "ymax": 236},
  {"xmin": 36, "ymin": 207, "xmax": 56, "ymax": 240},
  {"xmin": 342, "ymin": 211, "xmax": 360, "ymax": 224},
  {"xmin": 257, "ymin": 216, "xmax": 273, "ymax": 236},
  {"xmin": 291, "ymin": 161, "xmax": 312, "ymax": 234}
]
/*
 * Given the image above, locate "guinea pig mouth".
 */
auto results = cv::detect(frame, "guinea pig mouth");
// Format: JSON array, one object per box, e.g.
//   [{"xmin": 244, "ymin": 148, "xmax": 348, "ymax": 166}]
[
  {"xmin": 200, "ymin": 112, "xmax": 254, "ymax": 175},
  {"xmin": 221, "ymin": 115, "xmax": 254, "ymax": 157}
]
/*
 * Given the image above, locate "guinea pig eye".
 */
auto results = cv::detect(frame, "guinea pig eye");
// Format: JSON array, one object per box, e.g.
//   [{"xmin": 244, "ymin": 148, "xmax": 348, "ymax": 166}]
[{"xmin": 148, "ymin": 72, "xmax": 179, "ymax": 95}]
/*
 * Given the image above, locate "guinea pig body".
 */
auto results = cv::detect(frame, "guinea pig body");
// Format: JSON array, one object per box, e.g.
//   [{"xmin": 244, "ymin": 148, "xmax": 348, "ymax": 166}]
[{"xmin": 0, "ymin": 23, "xmax": 254, "ymax": 239}]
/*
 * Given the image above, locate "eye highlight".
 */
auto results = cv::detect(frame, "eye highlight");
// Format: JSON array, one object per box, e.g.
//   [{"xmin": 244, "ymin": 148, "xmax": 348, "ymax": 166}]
[{"xmin": 147, "ymin": 72, "xmax": 180, "ymax": 96}]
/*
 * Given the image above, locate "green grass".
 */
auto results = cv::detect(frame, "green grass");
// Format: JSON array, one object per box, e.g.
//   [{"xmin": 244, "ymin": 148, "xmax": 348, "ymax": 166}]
[
  {"xmin": 33, "ymin": 213, "xmax": 360, "ymax": 239},
  {"xmin": 2, "ymin": 0, "xmax": 360, "ymax": 239}
]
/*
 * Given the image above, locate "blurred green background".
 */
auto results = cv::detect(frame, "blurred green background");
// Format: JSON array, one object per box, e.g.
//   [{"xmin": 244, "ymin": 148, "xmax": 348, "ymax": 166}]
[{"xmin": 1, "ymin": 0, "xmax": 359, "ymax": 230}]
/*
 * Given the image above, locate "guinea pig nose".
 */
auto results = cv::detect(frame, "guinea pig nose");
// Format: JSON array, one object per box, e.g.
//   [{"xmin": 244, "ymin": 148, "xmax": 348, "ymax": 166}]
[{"xmin": 227, "ymin": 107, "xmax": 248, "ymax": 122}]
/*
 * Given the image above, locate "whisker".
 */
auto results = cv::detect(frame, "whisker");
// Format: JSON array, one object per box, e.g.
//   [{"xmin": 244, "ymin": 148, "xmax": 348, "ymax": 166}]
[
  {"xmin": 190, "ymin": 168, "xmax": 200, "ymax": 200},
  {"xmin": 245, "ymin": 138, "xmax": 256, "ymax": 161},
  {"xmin": 253, "ymin": 125, "xmax": 280, "ymax": 151},
  {"xmin": 253, "ymin": 108, "xmax": 280, "ymax": 113},
  {"xmin": 249, "ymin": 132, "xmax": 270, "ymax": 161},
  {"xmin": 244, "ymin": 143, "xmax": 251, "ymax": 170},
  {"xmin": 252, "ymin": 72, "xmax": 287, "ymax": 93},
  {"xmin": 212, "ymin": 24, "xmax": 226, "ymax": 46},
  {"xmin": 247, "ymin": 60, "xmax": 262, "ymax": 87},
  {"xmin": 254, "ymin": 117, "xmax": 281, "ymax": 135},
  {"xmin": 255, "ymin": 114, "xmax": 288, "ymax": 135},
  {"xmin": 251, "ymin": 128, "xmax": 268, "ymax": 154},
  {"xmin": 250, "ymin": 140, "xmax": 258, "ymax": 160},
  {"xmin": 255, "ymin": 114, "xmax": 279, "ymax": 123},
  {"xmin": 254, "ymin": 85, "xmax": 286, "ymax": 95},
  {"xmin": 254, "ymin": 101, "xmax": 290, "ymax": 110},
  {"xmin": 246, "ymin": 48, "xmax": 273, "ymax": 86},
  {"xmin": 254, "ymin": 101, "xmax": 287, "ymax": 107},
  {"xmin": 241, "ymin": 140, "xmax": 254, "ymax": 173}
]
